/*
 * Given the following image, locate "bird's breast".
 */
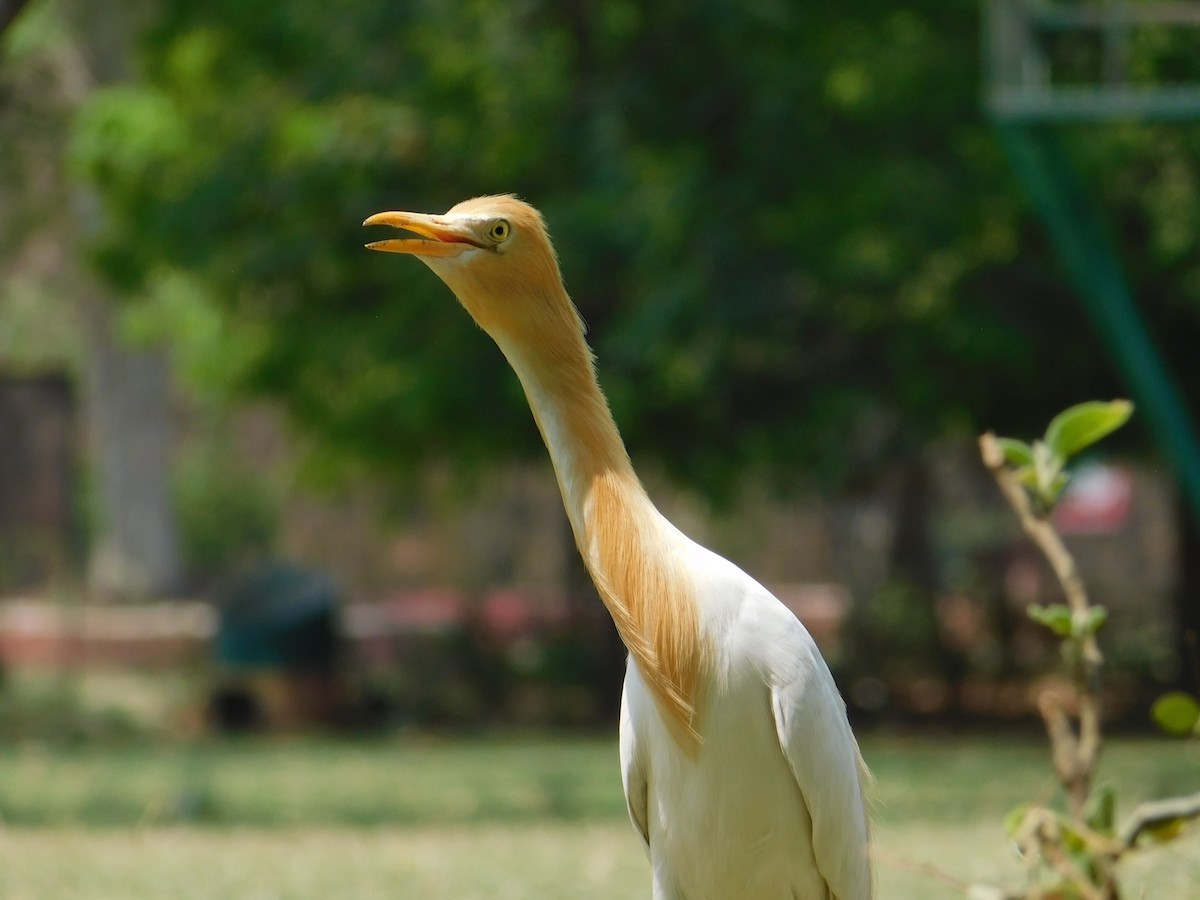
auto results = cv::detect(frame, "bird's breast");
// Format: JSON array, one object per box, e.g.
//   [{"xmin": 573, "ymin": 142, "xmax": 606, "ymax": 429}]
[{"xmin": 623, "ymin": 649, "xmax": 827, "ymax": 899}]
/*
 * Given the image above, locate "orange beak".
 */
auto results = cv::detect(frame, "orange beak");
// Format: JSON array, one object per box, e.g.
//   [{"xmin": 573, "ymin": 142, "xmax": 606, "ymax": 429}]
[{"xmin": 362, "ymin": 210, "xmax": 483, "ymax": 257}]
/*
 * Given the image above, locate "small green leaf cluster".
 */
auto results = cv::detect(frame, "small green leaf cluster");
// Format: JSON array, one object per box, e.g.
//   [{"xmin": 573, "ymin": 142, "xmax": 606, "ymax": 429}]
[
  {"xmin": 996, "ymin": 400, "xmax": 1134, "ymax": 515},
  {"xmin": 1027, "ymin": 603, "xmax": 1108, "ymax": 639},
  {"xmin": 1004, "ymin": 784, "xmax": 1118, "ymax": 893},
  {"xmin": 984, "ymin": 399, "xmax": 1192, "ymax": 898}
]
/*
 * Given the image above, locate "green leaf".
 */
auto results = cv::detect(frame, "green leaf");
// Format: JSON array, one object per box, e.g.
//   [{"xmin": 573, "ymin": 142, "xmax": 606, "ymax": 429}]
[
  {"xmin": 1084, "ymin": 784, "xmax": 1116, "ymax": 835},
  {"xmin": 1028, "ymin": 603, "xmax": 1073, "ymax": 637},
  {"xmin": 996, "ymin": 438, "xmax": 1034, "ymax": 468},
  {"xmin": 1031, "ymin": 440, "xmax": 1067, "ymax": 511},
  {"xmin": 1143, "ymin": 816, "xmax": 1189, "ymax": 844},
  {"xmin": 1003, "ymin": 803, "xmax": 1032, "ymax": 838},
  {"xmin": 1047, "ymin": 471, "xmax": 1071, "ymax": 506},
  {"xmin": 1016, "ymin": 466, "xmax": 1040, "ymax": 492},
  {"xmin": 1059, "ymin": 819, "xmax": 1088, "ymax": 854},
  {"xmin": 1072, "ymin": 606, "xmax": 1108, "ymax": 638},
  {"xmin": 1044, "ymin": 400, "xmax": 1134, "ymax": 461},
  {"xmin": 1151, "ymin": 692, "xmax": 1200, "ymax": 737}
]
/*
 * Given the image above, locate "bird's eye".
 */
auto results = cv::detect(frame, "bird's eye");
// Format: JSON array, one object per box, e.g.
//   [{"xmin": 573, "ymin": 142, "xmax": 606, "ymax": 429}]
[{"xmin": 487, "ymin": 219, "xmax": 511, "ymax": 243}]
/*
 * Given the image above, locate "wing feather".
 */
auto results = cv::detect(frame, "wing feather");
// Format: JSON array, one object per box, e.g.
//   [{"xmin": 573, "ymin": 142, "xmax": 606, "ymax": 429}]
[
  {"xmin": 619, "ymin": 680, "xmax": 650, "ymax": 852},
  {"xmin": 770, "ymin": 633, "xmax": 873, "ymax": 899}
]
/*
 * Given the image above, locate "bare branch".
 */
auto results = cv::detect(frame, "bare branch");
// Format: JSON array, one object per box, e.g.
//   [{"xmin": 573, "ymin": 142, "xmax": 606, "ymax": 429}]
[
  {"xmin": 1037, "ymin": 692, "xmax": 1084, "ymax": 807},
  {"xmin": 870, "ymin": 847, "xmax": 976, "ymax": 891}
]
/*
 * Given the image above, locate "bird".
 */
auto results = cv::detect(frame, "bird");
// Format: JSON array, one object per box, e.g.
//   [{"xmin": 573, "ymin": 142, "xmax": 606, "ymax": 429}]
[{"xmin": 364, "ymin": 195, "xmax": 872, "ymax": 899}]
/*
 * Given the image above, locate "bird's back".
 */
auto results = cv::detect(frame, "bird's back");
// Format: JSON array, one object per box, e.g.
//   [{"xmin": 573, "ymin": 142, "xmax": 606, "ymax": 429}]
[{"xmin": 620, "ymin": 534, "xmax": 871, "ymax": 900}]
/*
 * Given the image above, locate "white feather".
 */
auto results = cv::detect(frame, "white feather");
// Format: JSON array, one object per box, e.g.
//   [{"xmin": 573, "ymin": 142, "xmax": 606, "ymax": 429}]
[{"xmin": 622, "ymin": 526, "xmax": 872, "ymax": 900}]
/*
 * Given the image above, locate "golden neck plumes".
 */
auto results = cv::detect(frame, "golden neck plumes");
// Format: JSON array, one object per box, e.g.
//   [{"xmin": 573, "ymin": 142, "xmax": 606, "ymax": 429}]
[{"xmin": 462, "ymin": 276, "xmax": 708, "ymax": 747}]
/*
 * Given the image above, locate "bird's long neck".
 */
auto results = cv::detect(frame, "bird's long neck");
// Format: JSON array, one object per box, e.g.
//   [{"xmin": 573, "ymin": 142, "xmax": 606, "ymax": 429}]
[{"xmin": 492, "ymin": 308, "xmax": 707, "ymax": 746}]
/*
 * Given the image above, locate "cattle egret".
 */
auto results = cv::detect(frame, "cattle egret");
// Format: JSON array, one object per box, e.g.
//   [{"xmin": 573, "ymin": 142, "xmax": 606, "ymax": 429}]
[{"xmin": 365, "ymin": 195, "xmax": 872, "ymax": 899}]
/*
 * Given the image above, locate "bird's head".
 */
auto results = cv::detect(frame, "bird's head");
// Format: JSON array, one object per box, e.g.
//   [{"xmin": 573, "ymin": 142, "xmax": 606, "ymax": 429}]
[{"xmin": 364, "ymin": 195, "xmax": 583, "ymax": 346}]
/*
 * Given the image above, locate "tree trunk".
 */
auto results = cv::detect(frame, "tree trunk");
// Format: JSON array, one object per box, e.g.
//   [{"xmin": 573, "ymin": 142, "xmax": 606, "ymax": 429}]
[
  {"xmin": 84, "ymin": 298, "xmax": 182, "ymax": 598},
  {"xmin": 67, "ymin": 1, "xmax": 183, "ymax": 600}
]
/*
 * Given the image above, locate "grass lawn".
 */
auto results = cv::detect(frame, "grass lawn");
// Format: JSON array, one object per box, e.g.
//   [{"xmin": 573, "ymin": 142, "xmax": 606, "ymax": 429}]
[{"xmin": 0, "ymin": 733, "xmax": 1197, "ymax": 898}]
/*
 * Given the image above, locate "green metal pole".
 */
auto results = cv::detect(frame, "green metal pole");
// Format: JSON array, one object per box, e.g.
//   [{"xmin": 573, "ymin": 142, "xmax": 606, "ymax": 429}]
[{"xmin": 993, "ymin": 122, "xmax": 1200, "ymax": 527}]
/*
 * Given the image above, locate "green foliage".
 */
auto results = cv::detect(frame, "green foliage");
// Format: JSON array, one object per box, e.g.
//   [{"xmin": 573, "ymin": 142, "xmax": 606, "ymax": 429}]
[
  {"xmin": 1045, "ymin": 400, "xmax": 1135, "ymax": 461},
  {"xmin": 1028, "ymin": 603, "xmax": 1109, "ymax": 641},
  {"xmin": 173, "ymin": 445, "xmax": 279, "ymax": 579},
  {"xmin": 983, "ymin": 400, "xmax": 1200, "ymax": 898},
  {"xmin": 1026, "ymin": 603, "xmax": 1073, "ymax": 637},
  {"xmin": 1151, "ymin": 691, "xmax": 1200, "ymax": 737},
  {"xmin": 996, "ymin": 437, "xmax": 1035, "ymax": 468},
  {"xmin": 1140, "ymin": 816, "xmax": 1190, "ymax": 845},
  {"xmin": 1003, "ymin": 801, "xmax": 1032, "ymax": 838},
  {"xmin": 1083, "ymin": 784, "xmax": 1116, "ymax": 836},
  {"xmin": 998, "ymin": 399, "xmax": 1134, "ymax": 514},
  {"xmin": 120, "ymin": 269, "xmax": 269, "ymax": 402},
  {"xmin": 64, "ymin": 0, "xmax": 1192, "ymax": 493}
]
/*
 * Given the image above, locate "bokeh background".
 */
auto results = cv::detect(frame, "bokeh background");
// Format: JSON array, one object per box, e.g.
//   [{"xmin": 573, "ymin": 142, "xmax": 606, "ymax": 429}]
[{"xmin": 1, "ymin": 1, "xmax": 1198, "ymax": 897}]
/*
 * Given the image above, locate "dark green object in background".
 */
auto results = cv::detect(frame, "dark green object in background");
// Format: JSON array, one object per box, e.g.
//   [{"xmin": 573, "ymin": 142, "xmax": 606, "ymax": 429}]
[{"xmin": 214, "ymin": 561, "xmax": 339, "ymax": 673}]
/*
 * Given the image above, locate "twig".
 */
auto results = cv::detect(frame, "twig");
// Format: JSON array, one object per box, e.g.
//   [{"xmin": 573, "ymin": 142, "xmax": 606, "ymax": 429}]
[
  {"xmin": 979, "ymin": 424, "xmax": 1199, "ymax": 899},
  {"xmin": 1010, "ymin": 806, "xmax": 1114, "ymax": 900},
  {"xmin": 1119, "ymin": 791, "xmax": 1200, "ymax": 849},
  {"xmin": 977, "ymin": 435, "xmax": 1102, "ymax": 665},
  {"xmin": 1040, "ymin": 838, "xmax": 1106, "ymax": 900},
  {"xmin": 870, "ymin": 847, "xmax": 975, "ymax": 890},
  {"xmin": 1037, "ymin": 692, "xmax": 1080, "ymax": 802},
  {"xmin": 979, "ymin": 433, "xmax": 1104, "ymax": 819}
]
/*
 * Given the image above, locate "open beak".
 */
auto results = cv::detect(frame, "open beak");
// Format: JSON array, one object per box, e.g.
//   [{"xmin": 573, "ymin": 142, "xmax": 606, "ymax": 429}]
[{"xmin": 363, "ymin": 211, "xmax": 483, "ymax": 257}]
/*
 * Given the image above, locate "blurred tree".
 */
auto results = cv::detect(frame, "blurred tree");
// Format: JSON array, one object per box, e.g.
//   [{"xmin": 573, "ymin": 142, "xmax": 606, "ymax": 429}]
[
  {"xmin": 71, "ymin": 1, "xmax": 1200, "ymax": 484},
  {"xmin": 67, "ymin": 0, "xmax": 1096, "ymax": 490},
  {"xmin": 1, "ymin": 0, "xmax": 184, "ymax": 598},
  {"xmin": 67, "ymin": 2, "xmax": 1200, "ymax": 641}
]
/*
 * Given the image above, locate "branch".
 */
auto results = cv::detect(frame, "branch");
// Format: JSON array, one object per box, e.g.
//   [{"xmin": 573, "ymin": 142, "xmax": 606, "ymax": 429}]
[
  {"xmin": 870, "ymin": 847, "xmax": 975, "ymax": 892},
  {"xmin": 979, "ymin": 432, "xmax": 1104, "ymax": 820},
  {"xmin": 1037, "ymin": 691, "xmax": 1081, "ymax": 796},
  {"xmin": 1119, "ymin": 790, "xmax": 1200, "ymax": 849},
  {"xmin": 977, "ymin": 435, "xmax": 1096, "ymax": 635},
  {"xmin": 1010, "ymin": 805, "xmax": 1113, "ymax": 900}
]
